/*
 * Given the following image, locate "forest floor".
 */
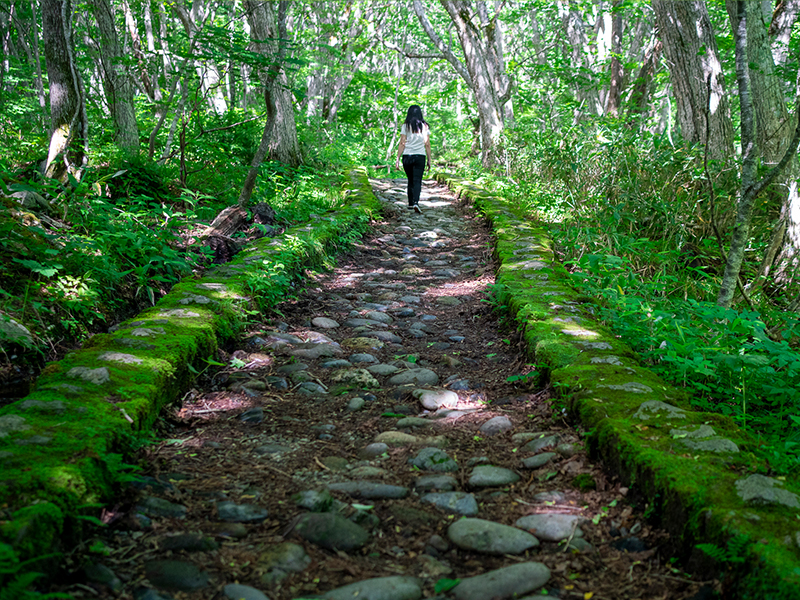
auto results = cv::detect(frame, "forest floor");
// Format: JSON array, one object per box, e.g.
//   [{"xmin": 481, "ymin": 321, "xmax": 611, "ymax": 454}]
[{"xmin": 49, "ymin": 179, "xmax": 715, "ymax": 600}]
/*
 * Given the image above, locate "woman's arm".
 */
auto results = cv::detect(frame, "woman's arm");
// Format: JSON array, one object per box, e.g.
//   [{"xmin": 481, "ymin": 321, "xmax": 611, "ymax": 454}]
[
  {"xmin": 395, "ymin": 134, "xmax": 407, "ymax": 169},
  {"xmin": 425, "ymin": 137, "xmax": 432, "ymax": 172}
]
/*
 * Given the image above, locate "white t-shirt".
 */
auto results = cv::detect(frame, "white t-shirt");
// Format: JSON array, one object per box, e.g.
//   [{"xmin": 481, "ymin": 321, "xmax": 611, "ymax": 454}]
[{"xmin": 401, "ymin": 123, "xmax": 429, "ymax": 155}]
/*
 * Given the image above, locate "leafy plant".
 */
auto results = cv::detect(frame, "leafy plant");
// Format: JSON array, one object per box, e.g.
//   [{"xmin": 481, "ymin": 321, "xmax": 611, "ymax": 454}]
[{"xmin": 696, "ymin": 534, "xmax": 750, "ymax": 565}]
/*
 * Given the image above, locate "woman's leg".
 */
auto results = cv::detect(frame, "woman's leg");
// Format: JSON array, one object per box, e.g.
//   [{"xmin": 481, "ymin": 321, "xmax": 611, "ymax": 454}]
[
  {"xmin": 410, "ymin": 155, "xmax": 426, "ymax": 206},
  {"xmin": 402, "ymin": 155, "xmax": 415, "ymax": 207}
]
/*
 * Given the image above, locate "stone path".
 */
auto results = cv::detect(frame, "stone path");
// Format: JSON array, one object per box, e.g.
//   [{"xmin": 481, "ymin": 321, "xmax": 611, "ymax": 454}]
[{"xmin": 57, "ymin": 180, "xmax": 708, "ymax": 600}]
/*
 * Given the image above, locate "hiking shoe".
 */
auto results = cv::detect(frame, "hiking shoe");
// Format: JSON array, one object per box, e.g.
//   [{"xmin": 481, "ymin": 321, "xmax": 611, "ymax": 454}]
[{"xmin": 413, "ymin": 204, "xmax": 423, "ymax": 214}]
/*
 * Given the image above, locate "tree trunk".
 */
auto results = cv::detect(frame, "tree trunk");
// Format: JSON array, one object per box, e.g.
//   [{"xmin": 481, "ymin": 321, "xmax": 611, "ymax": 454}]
[
  {"xmin": 652, "ymin": 0, "xmax": 734, "ymax": 160},
  {"xmin": 626, "ymin": 39, "xmax": 663, "ymax": 124},
  {"xmin": 41, "ymin": 0, "xmax": 88, "ymax": 179},
  {"xmin": 718, "ymin": 1, "xmax": 757, "ymax": 308},
  {"xmin": 727, "ymin": 0, "xmax": 800, "ymax": 287},
  {"xmin": 238, "ymin": 0, "xmax": 300, "ymax": 208},
  {"xmin": 605, "ymin": 0, "xmax": 623, "ymax": 117},
  {"xmin": 89, "ymin": 0, "xmax": 139, "ymax": 151},
  {"xmin": 769, "ymin": 0, "xmax": 800, "ymax": 67}
]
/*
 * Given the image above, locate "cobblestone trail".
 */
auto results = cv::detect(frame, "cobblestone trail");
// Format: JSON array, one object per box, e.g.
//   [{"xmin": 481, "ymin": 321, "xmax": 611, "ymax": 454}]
[{"xmin": 56, "ymin": 180, "xmax": 709, "ymax": 600}]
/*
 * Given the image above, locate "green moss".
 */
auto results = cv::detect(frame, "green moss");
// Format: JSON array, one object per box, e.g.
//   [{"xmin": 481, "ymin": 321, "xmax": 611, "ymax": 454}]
[{"xmin": 572, "ymin": 474, "xmax": 597, "ymax": 491}]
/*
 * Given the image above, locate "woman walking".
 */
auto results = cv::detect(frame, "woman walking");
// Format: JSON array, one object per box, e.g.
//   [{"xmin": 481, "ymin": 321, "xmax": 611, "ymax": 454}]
[{"xmin": 395, "ymin": 105, "xmax": 432, "ymax": 213}]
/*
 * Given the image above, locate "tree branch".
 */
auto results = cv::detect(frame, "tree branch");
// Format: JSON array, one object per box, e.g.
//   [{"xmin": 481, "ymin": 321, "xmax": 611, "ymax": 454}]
[{"xmin": 412, "ymin": 0, "xmax": 473, "ymax": 87}]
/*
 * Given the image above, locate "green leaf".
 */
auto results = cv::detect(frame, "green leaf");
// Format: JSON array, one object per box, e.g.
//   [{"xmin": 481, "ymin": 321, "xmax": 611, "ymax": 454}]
[{"xmin": 434, "ymin": 578, "xmax": 461, "ymax": 594}]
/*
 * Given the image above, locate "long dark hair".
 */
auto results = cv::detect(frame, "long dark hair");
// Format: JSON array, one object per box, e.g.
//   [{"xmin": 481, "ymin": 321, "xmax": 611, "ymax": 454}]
[{"xmin": 404, "ymin": 105, "xmax": 428, "ymax": 134}]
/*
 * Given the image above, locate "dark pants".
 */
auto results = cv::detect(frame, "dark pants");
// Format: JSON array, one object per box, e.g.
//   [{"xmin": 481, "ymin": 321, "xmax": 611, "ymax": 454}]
[{"xmin": 402, "ymin": 154, "xmax": 426, "ymax": 207}]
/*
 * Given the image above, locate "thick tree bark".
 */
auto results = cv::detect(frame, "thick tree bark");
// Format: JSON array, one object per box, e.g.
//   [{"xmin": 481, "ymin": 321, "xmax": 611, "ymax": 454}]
[
  {"xmin": 238, "ymin": 0, "xmax": 300, "ymax": 208},
  {"xmin": 89, "ymin": 0, "xmax": 139, "ymax": 151},
  {"xmin": 41, "ymin": 0, "xmax": 88, "ymax": 179},
  {"xmin": 627, "ymin": 39, "xmax": 663, "ymax": 123},
  {"xmin": 652, "ymin": 0, "xmax": 734, "ymax": 160}
]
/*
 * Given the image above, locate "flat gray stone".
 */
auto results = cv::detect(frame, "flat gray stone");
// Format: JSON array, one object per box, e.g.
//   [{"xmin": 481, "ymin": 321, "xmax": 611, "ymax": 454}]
[
  {"xmin": 408, "ymin": 447, "xmax": 458, "ymax": 472},
  {"xmin": 0, "ymin": 314, "xmax": 33, "ymax": 347},
  {"xmin": 67, "ymin": 366, "xmax": 110, "ymax": 385},
  {"xmin": 634, "ymin": 400, "xmax": 687, "ymax": 420},
  {"xmin": 290, "ymin": 344, "xmax": 342, "ymax": 359},
  {"xmin": 522, "ymin": 435, "xmax": 560, "ymax": 453},
  {"xmin": 359, "ymin": 443, "xmax": 389, "ymax": 458},
  {"xmin": 0, "ymin": 415, "xmax": 30, "ymax": 438},
  {"xmin": 320, "ymin": 359, "xmax": 352, "ymax": 368},
  {"xmin": 590, "ymin": 355, "xmax": 623, "ymax": 365},
  {"xmin": 367, "ymin": 364, "xmax": 400, "ymax": 376},
  {"xmin": 136, "ymin": 497, "xmax": 187, "ymax": 519},
  {"xmin": 144, "ymin": 560, "xmax": 209, "ymax": 591},
  {"xmin": 670, "ymin": 425, "xmax": 716, "ymax": 438},
  {"xmin": 312, "ymin": 317, "xmax": 340, "ymax": 329},
  {"xmin": 400, "ymin": 295, "xmax": 421, "ymax": 304},
  {"xmin": 348, "ymin": 397, "xmax": 366, "ymax": 411},
  {"xmin": 297, "ymin": 381, "xmax": 328, "ymax": 395},
  {"xmin": 452, "ymin": 562, "xmax": 550, "ymax": 600},
  {"xmin": 344, "ymin": 318, "xmax": 389, "ymax": 328},
  {"xmin": 350, "ymin": 353, "xmax": 379, "ymax": 364},
  {"xmin": 469, "ymin": 466, "xmax": 520, "ymax": 487},
  {"xmin": 515, "ymin": 514, "xmax": 585, "ymax": 542},
  {"xmin": 216, "ymin": 501, "xmax": 269, "ymax": 523},
  {"xmin": 254, "ymin": 443, "xmax": 291, "ymax": 455},
  {"xmin": 327, "ymin": 481, "xmax": 409, "ymax": 499},
  {"xmin": 397, "ymin": 417, "xmax": 433, "ymax": 428},
  {"xmin": 322, "ymin": 576, "xmax": 422, "ymax": 600},
  {"xmin": 98, "ymin": 351, "xmax": 143, "ymax": 364},
  {"xmin": 277, "ymin": 363, "xmax": 309, "ymax": 373},
  {"xmin": 448, "ymin": 518, "xmax": 539, "ymax": 554},
  {"xmin": 294, "ymin": 513, "xmax": 369, "ymax": 551},
  {"xmin": 480, "ymin": 416, "xmax": 513, "ymax": 436},
  {"xmin": 413, "ymin": 388, "xmax": 458, "ymax": 410},
  {"xmin": 522, "ymin": 453, "xmax": 556, "ymax": 469},
  {"xmin": 388, "ymin": 369, "xmax": 439, "ymax": 386},
  {"xmin": 158, "ymin": 309, "xmax": 200, "ymax": 318},
  {"xmin": 735, "ymin": 474, "xmax": 800, "ymax": 508},
  {"xmin": 598, "ymin": 382, "xmax": 653, "ymax": 394},
  {"xmin": 413, "ymin": 474, "xmax": 458, "ymax": 492},
  {"xmin": 421, "ymin": 492, "xmax": 479, "ymax": 516},
  {"xmin": 435, "ymin": 296, "xmax": 461, "ymax": 306},
  {"xmin": 364, "ymin": 330, "xmax": 403, "ymax": 343},
  {"xmin": 223, "ymin": 584, "xmax": 268, "ymax": 600},
  {"xmin": 682, "ymin": 438, "xmax": 740, "ymax": 453},
  {"xmin": 365, "ymin": 311, "xmax": 394, "ymax": 324},
  {"xmin": 19, "ymin": 400, "xmax": 66, "ymax": 413}
]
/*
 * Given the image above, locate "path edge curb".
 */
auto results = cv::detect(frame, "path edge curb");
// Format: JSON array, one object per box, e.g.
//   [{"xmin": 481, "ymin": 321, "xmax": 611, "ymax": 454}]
[
  {"xmin": 0, "ymin": 168, "xmax": 380, "ymax": 573},
  {"xmin": 436, "ymin": 173, "xmax": 800, "ymax": 600}
]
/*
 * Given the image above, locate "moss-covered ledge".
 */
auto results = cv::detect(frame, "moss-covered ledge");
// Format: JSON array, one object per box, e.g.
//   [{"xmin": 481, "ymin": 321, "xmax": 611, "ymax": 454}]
[
  {"xmin": 0, "ymin": 168, "xmax": 380, "ymax": 568},
  {"xmin": 437, "ymin": 173, "xmax": 800, "ymax": 600}
]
